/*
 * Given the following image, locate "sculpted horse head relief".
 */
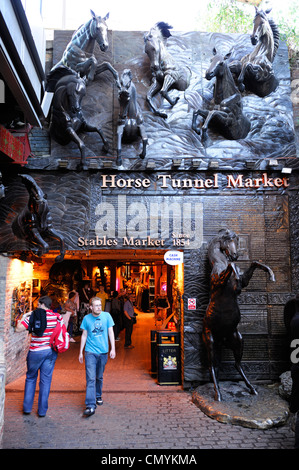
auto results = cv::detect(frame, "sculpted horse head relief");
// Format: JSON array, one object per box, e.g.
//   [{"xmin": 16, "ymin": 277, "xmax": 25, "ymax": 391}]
[
  {"xmin": 49, "ymin": 10, "xmax": 119, "ymax": 86},
  {"xmin": 192, "ymin": 49, "xmax": 251, "ymax": 141},
  {"xmin": 232, "ymin": 7, "xmax": 279, "ymax": 96},
  {"xmin": 144, "ymin": 22, "xmax": 191, "ymax": 119}
]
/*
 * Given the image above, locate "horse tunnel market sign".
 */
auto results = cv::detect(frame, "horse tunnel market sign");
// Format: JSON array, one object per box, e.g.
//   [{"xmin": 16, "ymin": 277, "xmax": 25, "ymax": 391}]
[
  {"xmin": 99, "ymin": 173, "xmax": 290, "ymax": 190},
  {"xmin": 77, "ymin": 171, "xmax": 291, "ymax": 251}
]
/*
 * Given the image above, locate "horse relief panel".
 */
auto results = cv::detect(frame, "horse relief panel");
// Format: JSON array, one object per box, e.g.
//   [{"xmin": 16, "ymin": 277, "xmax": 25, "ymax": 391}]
[{"xmin": 27, "ymin": 8, "xmax": 296, "ymax": 172}]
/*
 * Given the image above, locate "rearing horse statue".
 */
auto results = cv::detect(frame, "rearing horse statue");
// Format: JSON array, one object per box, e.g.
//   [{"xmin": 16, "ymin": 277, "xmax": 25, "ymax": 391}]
[
  {"xmin": 49, "ymin": 72, "xmax": 109, "ymax": 170},
  {"xmin": 49, "ymin": 10, "xmax": 119, "ymax": 86},
  {"xmin": 203, "ymin": 228, "xmax": 275, "ymax": 401},
  {"xmin": 144, "ymin": 22, "xmax": 191, "ymax": 119},
  {"xmin": 192, "ymin": 49, "xmax": 251, "ymax": 141},
  {"xmin": 116, "ymin": 69, "xmax": 148, "ymax": 166},
  {"xmin": 229, "ymin": 7, "xmax": 279, "ymax": 97}
]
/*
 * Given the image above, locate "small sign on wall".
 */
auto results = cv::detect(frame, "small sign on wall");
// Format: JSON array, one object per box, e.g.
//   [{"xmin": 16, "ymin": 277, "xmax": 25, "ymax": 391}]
[{"xmin": 188, "ymin": 298, "xmax": 196, "ymax": 310}]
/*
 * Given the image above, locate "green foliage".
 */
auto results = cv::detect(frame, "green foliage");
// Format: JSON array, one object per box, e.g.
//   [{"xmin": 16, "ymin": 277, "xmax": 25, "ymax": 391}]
[
  {"xmin": 202, "ymin": 0, "xmax": 299, "ymax": 59},
  {"xmin": 203, "ymin": 0, "xmax": 253, "ymax": 34}
]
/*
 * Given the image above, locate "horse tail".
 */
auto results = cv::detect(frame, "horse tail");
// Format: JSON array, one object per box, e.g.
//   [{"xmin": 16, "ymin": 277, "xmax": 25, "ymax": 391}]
[{"xmin": 268, "ymin": 18, "xmax": 280, "ymax": 60}]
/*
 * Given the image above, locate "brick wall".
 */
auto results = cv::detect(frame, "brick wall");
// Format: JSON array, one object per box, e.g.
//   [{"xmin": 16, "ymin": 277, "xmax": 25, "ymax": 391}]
[
  {"xmin": 3, "ymin": 257, "xmax": 32, "ymax": 383},
  {"xmin": 0, "ymin": 256, "xmax": 33, "ymax": 447}
]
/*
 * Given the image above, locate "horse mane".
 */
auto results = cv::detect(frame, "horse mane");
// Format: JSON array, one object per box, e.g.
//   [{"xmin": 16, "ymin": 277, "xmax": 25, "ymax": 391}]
[
  {"xmin": 145, "ymin": 22, "xmax": 173, "ymax": 43},
  {"xmin": 46, "ymin": 66, "xmax": 78, "ymax": 92},
  {"xmin": 268, "ymin": 18, "xmax": 280, "ymax": 59},
  {"xmin": 156, "ymin": 22, "xmax": 173, "ymax": 39},
  {"xmin": 254, "ymin": 8, "xmax": 279, "ymax": 62}
]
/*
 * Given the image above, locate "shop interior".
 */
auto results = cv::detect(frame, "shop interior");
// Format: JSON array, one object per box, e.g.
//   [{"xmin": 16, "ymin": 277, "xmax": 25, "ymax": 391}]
[{"xmin": 16, "ymin": 249, "xmax": 185, "ymax": 383}]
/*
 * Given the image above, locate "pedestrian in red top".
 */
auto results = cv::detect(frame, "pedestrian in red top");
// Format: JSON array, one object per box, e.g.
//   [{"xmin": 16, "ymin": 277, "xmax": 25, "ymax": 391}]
[{"xmin": 15, "ymin": 295, "xmax": 62, "ymax": 417}]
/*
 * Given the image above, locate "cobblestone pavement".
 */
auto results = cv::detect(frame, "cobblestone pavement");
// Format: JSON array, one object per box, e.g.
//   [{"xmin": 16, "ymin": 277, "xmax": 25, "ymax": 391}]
[{"xmin": 2, "ymin": 389, "xmax": 296, "ymax": 450}]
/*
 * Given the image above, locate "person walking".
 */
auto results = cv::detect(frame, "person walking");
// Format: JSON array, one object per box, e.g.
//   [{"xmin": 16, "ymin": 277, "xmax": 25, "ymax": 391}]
[
  {"xmin": 15, "ymin": 295, "xmax": 61, "ymax": 417},
  {"xmin": 96, "ymin": 285, "xmax": 109, "ymax": 311},
  {"xmin": 62, "ymin": 292, "xmax": 77, "ymax": 342},
  {"xmin": 123, "ymin": 293, "xmax": 136, "ymax": 349},
  {"xmin": 111, "ymin": 290, "xmax": 121, "ymax": 341},
  {"xmin": 79, "ymin": 297, "xmax": 116, "ymax": 417}
]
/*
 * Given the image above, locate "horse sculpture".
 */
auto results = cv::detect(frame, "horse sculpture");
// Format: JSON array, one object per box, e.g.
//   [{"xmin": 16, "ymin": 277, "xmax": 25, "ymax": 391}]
[
  {"xmin": 229, "ymin": 7, "xmax": 279, "ymax": 97},
  {"xmin": 49, "ymin": 71, "xmax": 109, "ymax": 170},
  {"xmin": 116, "ymin": 69, "xmax": 148, "ymax": 166},
  {"xmin": 12, "ymin": 175, "xmax": 65, "ymax": 263},
  {"xmin": 50, "ymin": 10, "xmax": 119, "ymax": 86},
  {"xmin": 144, "ymin": 22, "xmax": 191, "ymax": 119},
  {"xmin": 203, "ymin": 228, "xmax": 275, "ymax": 401},
  {"xmin": 192, "ymin": 49, "xmax": 251, "ymax": 141}
]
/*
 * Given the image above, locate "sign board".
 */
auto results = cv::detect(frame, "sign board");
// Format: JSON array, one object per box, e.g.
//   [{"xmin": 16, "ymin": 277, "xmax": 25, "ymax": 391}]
[
  {"xmin": 164, "ymin": 250, "xmax": 183, "ymax": 266},
  {"xmin": 188, "ymin": 298, "xmax": 196, "ymax": 310}
]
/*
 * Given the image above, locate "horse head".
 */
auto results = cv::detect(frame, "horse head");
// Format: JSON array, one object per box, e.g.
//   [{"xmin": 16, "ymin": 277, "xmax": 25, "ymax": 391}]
[
  {"xmin": 251, "ymin": 7, "xmax": 272, "ymax": 45},
  {"xmin": 205, "ymin": 48, "xmax": 240, "ymax": 103},
  {"xmin": 218, "ymin": 228, "xmax": 239, "ymax": 262},
  {"xmin": 118, "ymin": 69, "xmax": 133, "ymax": 103},
  {"xmin": 90, "ymin": 10, "xmax": 109, "ymax": 52},
  {"xmin": 144, "ymin": 34, "xmax": 162, "ymax": 75},
  {"xmin": 205, "ymin": 48, "xmax": 226, "ymax": 80}
]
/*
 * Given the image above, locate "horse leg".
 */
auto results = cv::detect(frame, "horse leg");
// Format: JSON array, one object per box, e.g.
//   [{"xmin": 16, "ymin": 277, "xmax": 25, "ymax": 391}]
[
  {"xmin": 75, "ymin": 57, "xmax": 97, "ymax": 82},
  {"xmin": 229, "ymin": 329, "xmax": 258, "ymax": 396},
  {"xmin": 237, "ymin": 64, "xmax": 247, "ymax": 92},
  {"xmin": 65, "ymin": 127, "xmax": 88, "ymax": 170},
  {"xmin": 202, "ymin": 328, "xmax": 222, "ymax": 401},
  {"xmin": 42, "ymin": 227, "xmax": 66, "ymax": 263},
  {"xmin": 82, "ymin": 122, "xmax": 109, "ymax": 154},
  {"xmin": 160, "ymin": 75, "xmax": 180, "ymax": 107},
  {"xmin": 116, "ymin": 123, "xmax": 125, "ymax": 166},
  {"xmin": 146, "ymin": 78, "xmax": 167, "ymax": 119},
  {"xmin": 192, "ymin": 109, "xmax": 208, "ymax": 135},
  {"xmin": 95, "ymin": 62, "xmax": 120, "ymax": 88},
  {"xmin": 241, "ymin": 261, "xmax": 275, "ymax": 288},
  {"xmin": 201, "ymin": 110, "xmax": 219, "ymax": 143},
  {"xmin": 29, "ymin": 228, "xmax": 50, "ymax": 257},
  {"xmin": 138, "ymin": 124, "xmax": 148, "ymax": 159}
]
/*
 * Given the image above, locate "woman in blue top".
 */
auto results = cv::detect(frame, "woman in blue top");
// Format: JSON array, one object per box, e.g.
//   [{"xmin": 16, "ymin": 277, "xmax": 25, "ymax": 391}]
[{"xmin": 79, "ymin": 297, "xmax": 115, "ymax": 417}]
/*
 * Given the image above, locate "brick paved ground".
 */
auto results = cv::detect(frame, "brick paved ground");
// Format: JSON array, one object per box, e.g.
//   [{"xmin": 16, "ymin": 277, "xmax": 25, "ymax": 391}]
[{"xmin": 2, "ymin": 390, "xmax": 296, "ymax": 450}]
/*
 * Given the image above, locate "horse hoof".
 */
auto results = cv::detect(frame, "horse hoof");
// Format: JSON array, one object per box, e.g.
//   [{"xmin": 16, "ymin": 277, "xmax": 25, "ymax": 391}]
[
  {"xmin": 116, "ymin": 159, "xmax": 122, "ymax": 166},
  {"xmin": 103, "ymin": 144, "xmax": 109, "ymax": 154},
  {"xmin": 139, "ymin": 154, "xmax": 145, "ymax": 160}
]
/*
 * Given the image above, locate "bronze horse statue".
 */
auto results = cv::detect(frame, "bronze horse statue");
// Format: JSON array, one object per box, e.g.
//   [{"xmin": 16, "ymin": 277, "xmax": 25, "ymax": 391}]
[
  {"xmin": 203, "ymin": 229, "xmax": 275, "ymax": 401},
  {"xmin": 192, "ymin": 49, "xmax": 251, "ymax": 141},
  {"xmin": 12, "ymin": 175, "xmax": 65, "ymax": 263},
  {"xmin": 229, "ymin": 7, "xmax": 279, "ymax": 97},
  {"xmin": 116, "ymin": 69, "xmax": 148, "ymax": 166},
  {"xmin": 49, "ymin": 71, "xmax": 109, "ymax": 170},
  {"xmin": 50, "ymin": 10, "xmax": 119, "ymax": 86},
  {"xmin": 144, "ymin": 22, "xmax": 191, "ymax": 119}
]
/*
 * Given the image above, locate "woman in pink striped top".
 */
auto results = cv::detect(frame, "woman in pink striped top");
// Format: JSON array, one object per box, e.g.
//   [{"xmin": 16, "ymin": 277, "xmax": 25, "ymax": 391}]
[{"xmin": 15, "ymin": 296, "xmax": 62, "ymax": 417}]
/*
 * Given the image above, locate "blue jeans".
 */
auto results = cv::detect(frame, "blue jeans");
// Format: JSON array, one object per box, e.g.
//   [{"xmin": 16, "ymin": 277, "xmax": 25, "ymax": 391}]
[
  {"xmin": 84, "ymin": 351, "xmax": 108, "ymax": 408},
  {"xmin": 23, "ymin": 349, "xmax": 57, "ymax": 416}
]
